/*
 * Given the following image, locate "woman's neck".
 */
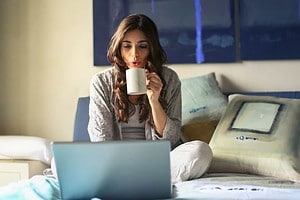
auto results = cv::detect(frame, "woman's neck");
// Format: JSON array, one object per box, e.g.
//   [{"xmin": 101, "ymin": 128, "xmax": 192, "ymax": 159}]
[{"xmin": 128, "ymin": 95, "xmax": 141, "ymax": 105}]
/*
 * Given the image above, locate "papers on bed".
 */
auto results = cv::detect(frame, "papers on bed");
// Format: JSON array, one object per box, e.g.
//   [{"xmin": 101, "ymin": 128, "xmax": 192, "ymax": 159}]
[{"xmin": 174, "ymin": 173, "xmax": 300, "ymax": 199}]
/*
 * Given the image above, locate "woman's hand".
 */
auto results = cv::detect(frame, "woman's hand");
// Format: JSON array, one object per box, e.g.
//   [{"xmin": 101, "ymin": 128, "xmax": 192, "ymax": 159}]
[
  {"xmin": 145, "ymin": 66, "xmax": 166, "ymax": 136},
  {"xmin": 145, "ymin": 70, "xmax": 163, "ymax": 104}
]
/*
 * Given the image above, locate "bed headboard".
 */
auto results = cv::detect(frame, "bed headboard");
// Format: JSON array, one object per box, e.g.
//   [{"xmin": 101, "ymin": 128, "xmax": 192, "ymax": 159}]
[
  {"xmin": 73, "ymin": 91, "xmax": 300, "ymax": 142},
  {"xmin": 73, "ymin": 96, "xmax": 90, "ymax": 142}
]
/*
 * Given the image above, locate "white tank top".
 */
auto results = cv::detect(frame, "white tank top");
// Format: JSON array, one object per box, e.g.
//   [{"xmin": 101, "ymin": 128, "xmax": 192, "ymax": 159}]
[{"xmin": 120, "ymin": 105, "xmax": 146, "ymax": 140}]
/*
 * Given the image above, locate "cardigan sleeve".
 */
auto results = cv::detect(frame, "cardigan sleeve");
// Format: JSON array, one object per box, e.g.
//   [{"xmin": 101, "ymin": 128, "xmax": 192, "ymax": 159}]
[
  {"xmin": 152, "ymin": 67, "xmax": 182, "ymax": 149},
  {"xmin": 87, "ymin": 70, "xmax": 116, "ymax": 142}
]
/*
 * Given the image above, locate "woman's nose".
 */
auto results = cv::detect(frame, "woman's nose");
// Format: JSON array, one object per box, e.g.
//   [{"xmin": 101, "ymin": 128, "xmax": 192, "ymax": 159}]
[{"xmin": 132, "ymin": 46, "xmax": 139, "ymax": 57}]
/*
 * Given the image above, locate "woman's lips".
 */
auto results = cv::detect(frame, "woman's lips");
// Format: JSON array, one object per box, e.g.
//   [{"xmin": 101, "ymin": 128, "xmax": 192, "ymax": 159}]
[{"xmin": 131, "ymin": 61, "xmax": 141, "ymax": 67}]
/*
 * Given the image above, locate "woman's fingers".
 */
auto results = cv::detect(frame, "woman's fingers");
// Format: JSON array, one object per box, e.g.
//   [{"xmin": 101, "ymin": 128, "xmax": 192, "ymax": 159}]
[{"xmin": 146, "ymin": 73, "xmax": 162, "ymax": 91}]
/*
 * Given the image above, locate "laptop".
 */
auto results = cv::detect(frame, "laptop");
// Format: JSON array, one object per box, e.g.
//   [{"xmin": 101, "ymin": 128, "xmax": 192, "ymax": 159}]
[{"xmin": 52, "ymin": 140, "xmax": 172, "ymax": 200}]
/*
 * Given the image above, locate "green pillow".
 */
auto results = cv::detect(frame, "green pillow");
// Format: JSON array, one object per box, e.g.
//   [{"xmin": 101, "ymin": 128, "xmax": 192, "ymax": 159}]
[{"xmin": 181, "ymin": 72, "xmax": 227, "ymax": 126}]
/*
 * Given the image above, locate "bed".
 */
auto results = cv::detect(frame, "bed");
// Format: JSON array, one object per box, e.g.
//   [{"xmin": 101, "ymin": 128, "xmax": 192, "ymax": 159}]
[
  {"xmin": 1, "ymin": 72, "xmax": 300, "ymax": 200},
  {"xmin": 72, "ymin": 72, "xmax": 300, "ymax": 199}
]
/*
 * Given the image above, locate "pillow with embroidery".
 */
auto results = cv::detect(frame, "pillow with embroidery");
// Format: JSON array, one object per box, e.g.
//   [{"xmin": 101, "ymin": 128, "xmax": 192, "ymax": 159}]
[
  {"xmin": 181, "ymin": 73, "xmax": 227, "ymax": 143},
  {"xmin": 181, "ymin": 72, "xmax": 227, "ymax": 125}
]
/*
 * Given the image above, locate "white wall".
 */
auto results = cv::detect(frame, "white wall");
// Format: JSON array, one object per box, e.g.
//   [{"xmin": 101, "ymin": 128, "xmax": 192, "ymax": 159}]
[
  {"xmin": 174, "ymin": 61, "xmax": 300, "ymax": 92},
  {"xmin": 0, "ymin": 0, "xmax": 299, "ymax": 141}
]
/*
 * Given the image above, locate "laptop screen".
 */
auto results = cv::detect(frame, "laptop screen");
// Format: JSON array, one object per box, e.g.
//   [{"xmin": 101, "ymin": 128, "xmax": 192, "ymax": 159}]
[{"xmin": 52, "ymin": 140, "xmax": 171, "ymax": 199}]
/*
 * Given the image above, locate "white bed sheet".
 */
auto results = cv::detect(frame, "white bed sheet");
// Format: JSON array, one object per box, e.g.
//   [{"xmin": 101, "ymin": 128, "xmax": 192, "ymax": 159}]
[{"xmin": 173, "ymin": 173, "xmax": 300, "ymax": 199}]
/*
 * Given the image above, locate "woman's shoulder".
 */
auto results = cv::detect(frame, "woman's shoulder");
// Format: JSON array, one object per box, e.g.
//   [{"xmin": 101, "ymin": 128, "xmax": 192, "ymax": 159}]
[
  {"xmin": 93, "ymin": 67, "xmax": 113, "ymax": 77},
  {"xmin": 91, "ymin": 68, "xmax": 113, "ymax": 83},
  {"xmin": 161, "ymin": 66, "xmax": 180, "ymax": 81}
]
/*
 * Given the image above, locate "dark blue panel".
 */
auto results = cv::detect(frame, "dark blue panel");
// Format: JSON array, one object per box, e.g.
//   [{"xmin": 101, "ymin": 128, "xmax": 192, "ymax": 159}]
[
  {"xmin": 225, "ymin": 91, "xmax": 300, "ymax": 99},
  {"xmin": 239, "ymin": 0, "xmax": 300, "ymax": 60}
]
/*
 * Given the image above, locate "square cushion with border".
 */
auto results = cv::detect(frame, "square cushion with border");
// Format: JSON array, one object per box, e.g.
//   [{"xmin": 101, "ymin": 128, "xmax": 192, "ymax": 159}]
[
  {"xmin": 209, "ymin": 94, "xmax": 300, "ymax": 182},
  {"xmin": 181, "ymin": 73, "xmax": 227, "ymax": 143}
]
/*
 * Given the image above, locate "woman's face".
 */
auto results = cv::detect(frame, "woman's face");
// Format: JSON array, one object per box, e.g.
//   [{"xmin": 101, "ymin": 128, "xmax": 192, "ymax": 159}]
[{"xmin": 121, "ymin": 29, "xmax": 150, "ymax": 69}]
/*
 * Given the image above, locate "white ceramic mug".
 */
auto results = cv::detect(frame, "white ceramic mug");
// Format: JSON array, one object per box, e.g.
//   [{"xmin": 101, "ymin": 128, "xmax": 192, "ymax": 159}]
[{"xmin": 126, "ymin": 68, "xmax": 147, "ymax": 95}]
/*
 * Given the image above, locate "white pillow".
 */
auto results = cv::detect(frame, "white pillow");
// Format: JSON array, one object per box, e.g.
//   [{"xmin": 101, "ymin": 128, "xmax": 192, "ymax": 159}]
[
  {"xmin": 171, "ymin": 140, "xmax": 213, "ymax": 184},
  {"xmin": 0, "ymin": 136, "xmax": 53, "ymax": 165}
]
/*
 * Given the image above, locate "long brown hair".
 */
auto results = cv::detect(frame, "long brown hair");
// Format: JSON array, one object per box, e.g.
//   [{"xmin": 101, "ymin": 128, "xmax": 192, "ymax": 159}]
[{"xmin": 107, "ymin": 14, "xmax": 167, "ymax": 123}]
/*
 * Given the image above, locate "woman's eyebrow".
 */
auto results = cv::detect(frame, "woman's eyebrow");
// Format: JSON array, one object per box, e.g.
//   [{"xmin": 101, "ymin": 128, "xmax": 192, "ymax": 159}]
[
  {"xmin": 137, "ymin": 40, "xmax": 148, "ymax": 43},
  {"xmin": 122, "ymin": 40, "xmax": 148, "ymax": 43}
]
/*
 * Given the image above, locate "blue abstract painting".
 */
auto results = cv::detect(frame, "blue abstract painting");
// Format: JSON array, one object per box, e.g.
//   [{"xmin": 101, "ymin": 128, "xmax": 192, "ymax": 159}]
[{"xmin": 93, "ymin": 0, "xmax": 235, "ymax": 66}]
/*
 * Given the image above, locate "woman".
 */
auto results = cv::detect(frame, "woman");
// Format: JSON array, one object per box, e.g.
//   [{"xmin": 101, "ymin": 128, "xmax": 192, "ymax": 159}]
[
  {"xmin": 0, "ymin": 16, "xmax": 208, "ymax": 199},
  {"xmin": 88, "ymin": 14, "xmax": 182, "ymax": 148}
]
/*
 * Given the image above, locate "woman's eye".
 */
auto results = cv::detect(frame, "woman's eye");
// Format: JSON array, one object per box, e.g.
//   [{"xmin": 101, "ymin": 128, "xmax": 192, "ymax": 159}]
[
  {"xmin": 123, "ymin": 44, "xmax": 131, "ymax": 48},
  {"xmin": 139, "ymin": 44, "xmax": 148, "ymax": 49}
]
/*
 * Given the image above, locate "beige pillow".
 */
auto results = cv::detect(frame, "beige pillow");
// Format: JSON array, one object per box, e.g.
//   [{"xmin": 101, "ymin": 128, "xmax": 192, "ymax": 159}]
[
  {"xmin": 171, "ymin": 140, "xmax": 213, "ymax": 184},
  {"xmin": 209, "ymin": 94, "xmax": 300, "ymax": 182}
]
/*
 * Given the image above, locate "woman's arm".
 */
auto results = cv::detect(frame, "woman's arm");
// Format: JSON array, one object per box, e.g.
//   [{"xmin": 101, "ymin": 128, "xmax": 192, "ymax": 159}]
[
  {"xmin": 147, "ymin": 67, "xmax": 182, "ymax": 147},
  {"xmin": 88, "ymin": 70, "xmax": 115, "ymax": 142},
  {"xmin": 146, "ymin": 71, "xmax": 167, "ymax": 135}
]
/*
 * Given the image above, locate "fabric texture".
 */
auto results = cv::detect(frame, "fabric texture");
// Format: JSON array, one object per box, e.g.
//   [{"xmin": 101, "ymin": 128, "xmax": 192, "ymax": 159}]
[
  {"xmin": 180, "ymin": 72, "xmax": 227, "ymax": 143},
  {"xmin": 88, "ymin": 67, "xmax": 182, "ymax": 149},
  {"xmin": 171, "ymin": 140, "xmax": 213, "ymax": 184},
  {"xmin": 209, "ymin": 94, "xmax": 300, "ymax": 182}
]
